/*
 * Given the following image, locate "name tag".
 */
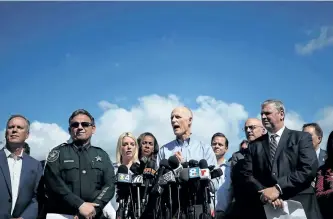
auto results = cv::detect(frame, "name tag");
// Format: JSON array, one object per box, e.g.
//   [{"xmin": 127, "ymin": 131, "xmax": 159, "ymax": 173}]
[{"xmin": 64, "ymin": 160, "xmax": 74, "ymax": 163}]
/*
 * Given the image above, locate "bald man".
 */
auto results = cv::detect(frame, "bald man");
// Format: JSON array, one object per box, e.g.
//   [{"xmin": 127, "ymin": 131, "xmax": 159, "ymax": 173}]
[
  {"xmin": 157, "ymin": 106, "xmax": 217, "ymax": 166},
  {"xmin": 228, "ymin": 118, "xmax": 266, "ymax": 218},
  {"xmin": 157, "ymin": 106, "xmax": 218, "ymax": 217},
  {"xmin": 230, "ymin": 118, "xmax": 265, "ymax": 167}
]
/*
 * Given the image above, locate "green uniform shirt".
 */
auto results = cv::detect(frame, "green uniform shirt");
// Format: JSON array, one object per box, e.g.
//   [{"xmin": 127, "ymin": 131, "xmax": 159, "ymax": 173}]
[{"xmin": 44, "ymin": 142, "xmax": 115, "ymax": 217}]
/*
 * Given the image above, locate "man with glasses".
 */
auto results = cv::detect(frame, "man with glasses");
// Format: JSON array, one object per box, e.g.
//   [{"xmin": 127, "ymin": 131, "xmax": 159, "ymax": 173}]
[
  {"xmin": 228, "ymin": 118, "xmax": 265, "ymax": 219},
  {"xmin": 44, "ymin": 109, "xmax": 115, "ymax": 219},
  {"xmin": 231, "ymin": 118, "xmax": 266, "ymax": 167}
]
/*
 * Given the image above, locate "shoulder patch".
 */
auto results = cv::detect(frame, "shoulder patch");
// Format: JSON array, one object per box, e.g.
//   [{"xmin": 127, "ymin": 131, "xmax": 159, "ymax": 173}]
[{"xmin": 47, "ymin": 150, "xmax": 60, "ymax": 162}]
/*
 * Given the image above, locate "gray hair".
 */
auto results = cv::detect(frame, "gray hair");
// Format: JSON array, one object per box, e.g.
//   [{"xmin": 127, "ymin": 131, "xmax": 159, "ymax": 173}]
[
  {"xmin": 6, "ymin": 114, "xmax": 30, "ymax": 133},
  {"xmin": 261, "ymin": 99, "xmax": 286, "ymax": 114}
]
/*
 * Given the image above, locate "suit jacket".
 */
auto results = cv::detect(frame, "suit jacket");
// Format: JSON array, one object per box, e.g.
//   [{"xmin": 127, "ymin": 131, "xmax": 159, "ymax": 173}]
[
  {"xmin": 318, "ymin": 149, "xmax": 327, "ymax": 167},
  {"xmin": 0, "ymin": 149, "xmax": 43, "ymax": 219},
  {"xmin": 239, "ymin": 128, "xmax": 322, "ymax": 219}
]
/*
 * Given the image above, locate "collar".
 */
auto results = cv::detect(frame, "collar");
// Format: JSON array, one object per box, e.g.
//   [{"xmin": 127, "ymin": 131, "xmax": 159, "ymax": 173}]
[
  {"xmin": 4, "ymin": 147, "xmax": 24, "ymax": 159},
  {"xmin": 176, "ymin": 137, "xmax": 190, "ymax": 145},
  {"xmin": 72, "ymin": 142, "xmax": 91, "ymax": 152},
  {"xmin": 268, "ymin": 125, "xmax": 285, "ymax": 138}
]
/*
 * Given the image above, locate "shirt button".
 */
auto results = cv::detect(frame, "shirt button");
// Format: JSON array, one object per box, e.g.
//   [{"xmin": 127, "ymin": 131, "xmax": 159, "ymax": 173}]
[
  {"xmin": 82, "ymin": 170, "xmax": 86, "ymax": 174},
  {"xmin": 272, "ymin": 172, "xmax": 276, "ymax": 175}
]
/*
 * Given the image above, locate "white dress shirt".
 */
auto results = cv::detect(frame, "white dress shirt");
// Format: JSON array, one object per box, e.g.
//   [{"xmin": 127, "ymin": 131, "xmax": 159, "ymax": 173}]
[
  {"xmin": 267, "ymin": 125, "xmax": 286, "ymax": 146},
  {"xmin": 4, "ymin": 148, "xmax": 23, "ymax": 215}
]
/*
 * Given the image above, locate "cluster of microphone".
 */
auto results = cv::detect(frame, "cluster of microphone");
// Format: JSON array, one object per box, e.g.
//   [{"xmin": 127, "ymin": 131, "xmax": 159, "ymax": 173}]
[{"xmin": 115, "ymin": 156, "xmax": 223, "ymax": 219}]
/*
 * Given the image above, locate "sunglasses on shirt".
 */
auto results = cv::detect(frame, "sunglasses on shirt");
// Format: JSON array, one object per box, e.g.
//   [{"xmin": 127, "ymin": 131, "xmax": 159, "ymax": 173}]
[{"xmin": 70, "ymin": 122, "xmax": 94, "ymax": 128}]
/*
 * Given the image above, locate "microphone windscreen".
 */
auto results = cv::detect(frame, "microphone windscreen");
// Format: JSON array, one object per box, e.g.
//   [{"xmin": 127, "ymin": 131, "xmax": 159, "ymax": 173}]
[
  {"xmin": 182, "ymin": 162, "xmax": 189, "ymax": 168},
  {"xmin": 179, "ymin": 168, "xmax": 189, "ymax": 182},
  {"xmin": 211, "ymin": 168, "xmax": 223, "ymax": 179},
  {"xmin": 189, "ymin": 159, "xmax": 199, "ymax": 167},
  {"xmin": 118, "ymin": 165, "xmax": 128, "ymax": 174},
  {"xmin": 147, "ymin": 160, "xmax": 156, "ymax": 169},
  {"xmin": 160, "ymin": 159, "xmax": 170, "ymax": 168},
  {"xmin": 199, "ymin": 159, "xmax": 209, "ymax": 169},
  {"xmin": 130, "ymin": 163, "xmax": 140, "ymax": 175},
  {"xmin": 168, "ymin": 155, "xmax": 179, "ymax": 169}
]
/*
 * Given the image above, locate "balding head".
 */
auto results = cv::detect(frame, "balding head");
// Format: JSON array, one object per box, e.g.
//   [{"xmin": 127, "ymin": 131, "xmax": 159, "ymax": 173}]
[
  {"xmin": 244, "ymin": 118, "xmax": 265, "ymax": 142},
  {"xmin": 171, "ymin": 106, "xmax": 193, "ymax": 140}
]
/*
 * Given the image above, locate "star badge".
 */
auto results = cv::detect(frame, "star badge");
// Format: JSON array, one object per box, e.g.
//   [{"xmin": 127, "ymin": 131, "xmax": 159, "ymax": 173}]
[{"xmin": 95, "ymin": 155, "xmax": 102, "ymax": 162}]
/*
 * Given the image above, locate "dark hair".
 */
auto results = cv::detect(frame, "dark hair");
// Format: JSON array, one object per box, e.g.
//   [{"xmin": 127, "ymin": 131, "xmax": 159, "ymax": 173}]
[
  {"xmin": 6, "ymin": 114, "xmax": 30, "ymax": 132},
  {"xmin": 211, "ymin": 132, "xmax": 229, "ymax": 148},
  {"xmin": 326, "ymin": 131, "xmax": 333, "ymax": 165},
  {"xmin": 302, "ymin": 123, "xmax": 323, "ymax": 138},
  {"xmin": 68, "ymin": 109, "xmax": 95, "ymax": 125},
  {"xmin": 137, "ymin": 132, "xmax": 159, "ymax": 159},
  {"xmin": 239, "ymin": 139, "xmax": 248, "ymax": 149},
  {"xmin": 23, "ymin": 143, "xmax": 30, "ymax": 155}
]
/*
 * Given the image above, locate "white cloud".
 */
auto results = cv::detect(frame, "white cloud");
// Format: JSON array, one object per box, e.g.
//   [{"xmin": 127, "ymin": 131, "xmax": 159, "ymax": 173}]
[
  {"xmin": 295, "ymin": 26, "xmax": 333, "ymax": 55},
  {"xmin": 0, "ymin": 95, "xmax": 332, "ymax": 161}
]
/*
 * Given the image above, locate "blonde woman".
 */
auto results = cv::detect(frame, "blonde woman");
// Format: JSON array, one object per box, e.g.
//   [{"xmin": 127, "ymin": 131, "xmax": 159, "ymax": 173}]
[{"xmin": 103, "ymin": 132, "xmax": 139, "ymax": 219}]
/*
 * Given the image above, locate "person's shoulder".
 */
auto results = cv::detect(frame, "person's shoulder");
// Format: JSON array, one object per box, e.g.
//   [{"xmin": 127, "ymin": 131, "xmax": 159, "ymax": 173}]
[
  {"xmin": 50, "ymin": 142, "xmax": 70, "ymax": 151},
  {"xmin": 161, "ymin": 139, "xmax": 177, "ymax": 149},
  {"xmin": 91, "ymin": 145, "xmax": 108, "ymax": 155},
  {"xmin": 46, "ymin": 142, "xmax": 69, "ymax": 163},
  {"xmin": 24, "ymin": 153, "xmax": 42, "ymax": 165}
]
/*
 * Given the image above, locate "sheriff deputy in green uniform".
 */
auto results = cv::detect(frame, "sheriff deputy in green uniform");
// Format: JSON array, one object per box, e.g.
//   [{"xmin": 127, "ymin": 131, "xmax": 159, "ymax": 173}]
[{"xmin": 44, "ymin": 109, "xmax": 115, "ymax": 219}]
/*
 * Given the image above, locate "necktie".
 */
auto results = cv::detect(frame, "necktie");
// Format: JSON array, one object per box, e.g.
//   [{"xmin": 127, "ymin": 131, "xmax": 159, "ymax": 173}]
[{"xmin": 270, "ymin": 134, "xmax": 278, "ymax": 162}]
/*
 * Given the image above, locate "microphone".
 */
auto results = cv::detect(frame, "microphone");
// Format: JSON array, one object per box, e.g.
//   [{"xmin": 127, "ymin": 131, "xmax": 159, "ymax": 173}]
[
  {"xmin": 130, "ymin": 162, "xmax": 141, "ymax": 175},
  {"xmin": 198, "ymin": 159, "xmax": 212, "ymax": 217},
  {"xmin": 141, "ymin": 160, "xmax": 157, "ymax": 214},
  {"xmin": 210, "ymin": 168, "xmax": 223, "ymax": 179},
  {"xmin": 188, "ymin": 159, "xmax": 200, "ymax": 179},
  {"xmin": 199, "ymin": 159, "xmax": 211, "ymax": 180},
  {"xmin": 168, "ymin": 155, "xmax": 184, "ymax": 177},
  {"xmin": 116, "ymin": 165, "xmax": 132, "ymax": 219}
]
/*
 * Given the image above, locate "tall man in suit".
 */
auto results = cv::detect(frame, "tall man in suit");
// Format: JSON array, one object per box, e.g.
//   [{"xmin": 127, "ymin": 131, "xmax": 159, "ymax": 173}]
[
  {"xmin": 302, "ymin": 123, "xmax": 327, "ymax": 167},
  {"xmin": 240, "ymin": 99, "xmax": 322, "ymax": 219},
  {"xmin": 0, "ymin": 115, "xmax": 43, "ymax": 219}
]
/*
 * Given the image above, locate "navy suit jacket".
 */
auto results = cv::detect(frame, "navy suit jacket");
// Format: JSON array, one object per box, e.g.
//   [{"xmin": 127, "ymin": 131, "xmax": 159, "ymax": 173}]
[{"xmin": 0, "ymin": 149, "xmax": 43, "ymax": 219}]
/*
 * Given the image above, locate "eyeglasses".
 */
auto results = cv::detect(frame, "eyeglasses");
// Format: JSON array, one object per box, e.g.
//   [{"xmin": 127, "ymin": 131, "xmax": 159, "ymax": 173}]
[
  {"xmin": 70, "ymin": 122, "xmax": 94, "ymax": 128},
  {"xmin": 142, "ymin": 141, "xmax": 154, "ymax": 146},
  {"xmin": 243, "ymin": 125, "xmax": 262, "ymax": 131}
]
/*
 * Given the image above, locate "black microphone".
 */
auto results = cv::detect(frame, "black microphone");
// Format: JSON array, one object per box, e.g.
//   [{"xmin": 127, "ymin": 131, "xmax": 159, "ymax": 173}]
[
  {"xmin": 198, "ymin": 159, "xmax": 212, "ymax": 218},
  {"xmin": 210, "ymin": 168, "xmax": 223, "ymax": 179},
  {"xmin": 116, "ymin": 165, "xmax": 131, "ymax": 219},
  {"xmin": 142, "ymin": 160, "xmax": 156, "ymax": 202},
  {"xmin": 130, "ymin": 162, "xmax": 141, "ymax": 175}
]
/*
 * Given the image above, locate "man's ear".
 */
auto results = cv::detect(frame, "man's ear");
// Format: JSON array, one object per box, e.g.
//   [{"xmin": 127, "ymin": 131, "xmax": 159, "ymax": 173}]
[
  {"xmin": 318, "ymin": 136, "xmax": 322, "ymax": 144},
  {"xmin": 92, "ymin": 125, "xmax": 96, "ymax": 134}
]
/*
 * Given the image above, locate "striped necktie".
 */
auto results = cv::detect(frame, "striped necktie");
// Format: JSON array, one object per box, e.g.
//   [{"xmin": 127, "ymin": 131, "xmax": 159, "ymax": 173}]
[{"xmin": 270, "ymin": 134, "xmax": 278, "ymax": 162}]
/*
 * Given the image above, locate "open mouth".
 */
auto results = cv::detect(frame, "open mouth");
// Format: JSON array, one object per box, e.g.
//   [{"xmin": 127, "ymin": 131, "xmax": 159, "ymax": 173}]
[
  {"xmin": 173, "ymin": 125, "xmax": 180, "ymax": 130},
  {"xmin": 126, "ymin": 151, "xmax": 132, "ymax": 155}
]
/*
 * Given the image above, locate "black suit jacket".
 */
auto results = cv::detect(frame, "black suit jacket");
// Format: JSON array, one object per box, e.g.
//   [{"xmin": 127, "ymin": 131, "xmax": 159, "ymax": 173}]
[{"xmin": 240, "ymin": 128, "xmax": 322, "ymax": 219}]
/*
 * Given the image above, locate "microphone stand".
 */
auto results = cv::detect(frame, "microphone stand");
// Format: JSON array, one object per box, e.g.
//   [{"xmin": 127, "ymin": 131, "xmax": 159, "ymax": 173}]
[{"xmin": 137, "ymin": 186, "xmax": 141, "ymax": 218}]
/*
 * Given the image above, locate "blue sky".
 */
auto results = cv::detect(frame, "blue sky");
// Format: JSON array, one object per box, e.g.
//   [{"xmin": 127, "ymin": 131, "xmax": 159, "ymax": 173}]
[{"xmin": 0, "ymin": 2, "xmax": 332, "ymax": 154}]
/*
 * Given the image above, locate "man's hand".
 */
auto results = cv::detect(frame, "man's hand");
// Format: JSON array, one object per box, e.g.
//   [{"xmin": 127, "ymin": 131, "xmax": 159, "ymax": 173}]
[
  {"xmin": 259, "ymin": 186, "xmax": 280, "ymax": 202},
  {"xmin": 174, "ymin": 151, "xmax": 184, "ymax": 163},
  {"xmin": 78, "ymin": 202, "xmax": 99, "ymax": 218},
  {"xmin": 271, "ymin": 198, "xmax": 284, "ymax": 209}
]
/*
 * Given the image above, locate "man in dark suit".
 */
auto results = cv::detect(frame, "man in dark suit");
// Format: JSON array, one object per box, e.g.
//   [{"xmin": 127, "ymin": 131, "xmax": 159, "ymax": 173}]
[
  {"xmin": 0, "ymin": 115, "xmax": 43, "ymax": 219},
  {"xmin": 240, "ymin": 99, "xmax": 322, "ymax": 219},
  {"xmin": 302, "ymin": 123, "xmax": 327, "ymax": 167}
]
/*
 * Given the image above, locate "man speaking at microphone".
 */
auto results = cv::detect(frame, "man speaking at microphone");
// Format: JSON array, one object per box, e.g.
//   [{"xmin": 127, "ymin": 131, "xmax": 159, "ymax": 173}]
[{"xmin": 157, "ymin": 106, "xmax": 217, "ymax": 168}]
